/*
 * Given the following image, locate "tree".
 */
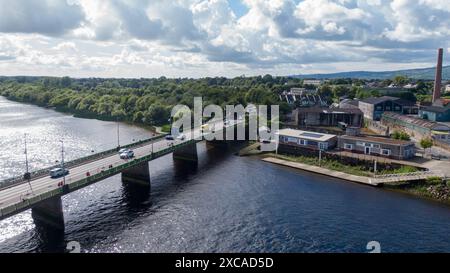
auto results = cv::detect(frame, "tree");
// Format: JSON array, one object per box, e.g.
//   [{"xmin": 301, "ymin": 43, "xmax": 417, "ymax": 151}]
[
  {"xmin": 392, "ymin": 130, "xmax": 410, "ymax": 141},
  {"xmin": 60, "ymin": 76, "xmax": 72, "ymax": 88},
  {"xmin": 144, "ymin": 105, "xmax": 169, "ymax": 126},
  {"xmin": 393, "ymin": 75, "xmax": 408, "ymax": 86},
  {"xmin": 318, "ymin": 85, "xmax": 332, "ymax": 98},
  {"xmin": 420, "ymin": 137, "xmax": 433, "ymax": 157},
  {"xmin": 332, "ymin": 85, "xmax": 349, "ymax": 99}
]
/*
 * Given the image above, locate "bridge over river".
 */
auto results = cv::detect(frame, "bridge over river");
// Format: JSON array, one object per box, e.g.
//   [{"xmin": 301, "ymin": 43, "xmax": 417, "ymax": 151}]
[{"xmin": 0, "ymin": 120, "xmax": 243, "ymax": 230}]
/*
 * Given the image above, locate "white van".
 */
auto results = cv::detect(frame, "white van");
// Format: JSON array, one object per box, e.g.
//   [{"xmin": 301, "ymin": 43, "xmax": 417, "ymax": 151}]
[{"xmin": 50, "ymin": 168, "xmax": 69, "ymax": 178}]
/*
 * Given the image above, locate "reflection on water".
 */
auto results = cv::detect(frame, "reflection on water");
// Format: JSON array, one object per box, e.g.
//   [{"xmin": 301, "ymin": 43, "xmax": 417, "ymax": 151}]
[{"xmin": 1, "ymin": 96, "xmax": 450, "ymax": 253}]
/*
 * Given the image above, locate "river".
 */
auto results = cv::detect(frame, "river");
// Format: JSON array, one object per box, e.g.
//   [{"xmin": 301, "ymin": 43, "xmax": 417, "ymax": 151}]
[{"xmin": 0, "ymin": 96, "xmax": 449, "ymax": 253}]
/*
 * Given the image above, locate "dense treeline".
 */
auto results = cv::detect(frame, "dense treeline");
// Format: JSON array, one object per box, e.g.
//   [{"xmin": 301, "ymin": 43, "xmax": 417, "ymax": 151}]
[{"xmin": 0, "ymin": 75, "xmax": 294, "ymax": 127}]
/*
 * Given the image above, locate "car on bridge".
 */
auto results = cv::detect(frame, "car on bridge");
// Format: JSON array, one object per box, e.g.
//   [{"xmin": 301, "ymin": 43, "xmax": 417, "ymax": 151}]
[
  {"xmin": 177, "ymin": 134, "xmax": 186, "ymax": 140},
  {"xmin": 120, "ymin": 150, "xmax": 134, "ymax": 159},
  {"xmin": 118, "ymin": 148, "xmax": 129, "ymax": 154},
  {"xmin": 50, "ymin": 168, "xmax": 69, "ymax": 178},
  {"xmin": 165, "ymin": 135, "xmax": 175, "ymax": 141}
]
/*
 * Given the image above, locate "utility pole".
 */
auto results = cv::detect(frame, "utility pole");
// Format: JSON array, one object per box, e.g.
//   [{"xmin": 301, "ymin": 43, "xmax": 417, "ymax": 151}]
[
  {"xmin": 374, "ymin": 160, "xmax": 377, "ymax": 176},
  {"xmin": 60, "ymin": 140, "xmax": 66, "ymax": 185},
  {"xmin": 319, "ymin": 149, "xmax": 322, "ymax": 166},
  {"xmin": 24, "ymin": 134, "xmax": 33, "ymax": 193},
  {"xmin": 151, "ymin": 134, "xmax": 154, "ymax": 155},
  {"xmin": 117, "ymin": 119, "xmax": 120, "ymax": 150}
]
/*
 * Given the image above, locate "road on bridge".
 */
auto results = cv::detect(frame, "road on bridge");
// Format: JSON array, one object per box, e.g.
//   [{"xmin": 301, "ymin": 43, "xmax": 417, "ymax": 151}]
[{"xmin": 0, "ymin": 119, "xmax": 240, "ymax": 215}]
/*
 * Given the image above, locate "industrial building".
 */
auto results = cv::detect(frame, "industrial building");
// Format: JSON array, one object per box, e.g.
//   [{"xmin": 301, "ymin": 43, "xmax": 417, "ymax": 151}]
[
  {"xmin": 418, "ymin": 48, "xmax": 450, "ymax": 122},
  {"xmin": 338, "ymin": 135, "xmax": 416, "ymax": 160},
  {"xmin": 381, "ymin": 112, "xmax": 450, "ymax": 142},
  {"xmin": 419, "ymin": 104, "xmax": 450, "ymax": 122},
  {"xmin": 295, "ymin": 107, "xmax": 364, "ymax": 128},
  {"xmin": 358, "ymin": 96, "xmax": 418, "ymax": 120}
]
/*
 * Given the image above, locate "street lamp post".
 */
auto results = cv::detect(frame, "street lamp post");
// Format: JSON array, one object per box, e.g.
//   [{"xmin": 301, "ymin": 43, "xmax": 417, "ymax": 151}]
[
  {"xmin": 60, "ymin": 140, "xmax": 66, "ymax": 185},
  {"xmin": 117, "ymin": 119, "xmax": 120, "ymax": 150},
  {"xmin": 24, "ymin": 134, "xmax": 33, "ymax": 193}
]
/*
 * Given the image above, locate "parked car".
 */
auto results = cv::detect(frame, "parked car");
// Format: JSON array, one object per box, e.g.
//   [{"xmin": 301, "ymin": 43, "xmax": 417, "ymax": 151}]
[
  {"xmin": 177, "ymin": 134, "xmax": 186, "ymax": 140},
  {"xmin": 118, "ymin": 148, "xmax": 129, "ymax": 154},
  {"xmin": 165, "ymin": 135, "xmax": 175, "ymax": 140},
  {"xmin": 120, "ymin": 150, "xmax": 134, "ymax": 159},
  {"xmin": 50, "ymin": 168, "xmax": 69, "ymax": 178}
]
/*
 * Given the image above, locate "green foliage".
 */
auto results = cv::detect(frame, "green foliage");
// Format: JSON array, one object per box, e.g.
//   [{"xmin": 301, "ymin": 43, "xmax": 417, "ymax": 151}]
[
  {"xmin": 420, "ymin": 138, "xmax": 433, "ymax": 150},
  {"xmin": 0, "ymin": 76, "xmax": 290, "ymax": 127},
  {"xmin": 378, "ymin": 165, "xmax": 418, "ymax": 175},
  {"xmin": 393, "ymin": 75, "xmax": 408, "ymax": 86},
  {"xmin": 392, "ymin": 130, "xmax": 411, "ymax": 141},
  {"xmin": 161, "ymin": 124, "xmax": 171, "ymax": 133},
  {"xmin": 426, "ymin": 176, "xmax": 443, "ymax": 185}
]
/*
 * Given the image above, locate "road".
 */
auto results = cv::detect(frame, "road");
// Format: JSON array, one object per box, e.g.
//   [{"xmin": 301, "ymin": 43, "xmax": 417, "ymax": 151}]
[{"xmin": 0, "ymin": 119, "xmax": 239, "ymax": 214}]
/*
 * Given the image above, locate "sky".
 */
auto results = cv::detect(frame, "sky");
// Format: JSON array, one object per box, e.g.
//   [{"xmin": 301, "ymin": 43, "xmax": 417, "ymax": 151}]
[{"xmin": 0, "ymin": 0, "xmax": 449, "ymax": 78}]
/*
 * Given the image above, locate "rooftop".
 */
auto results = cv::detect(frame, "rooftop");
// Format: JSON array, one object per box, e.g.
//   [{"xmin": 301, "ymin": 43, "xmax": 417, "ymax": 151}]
[
  {"xmin": 360, "ymin": 96, "xmax": 399, "ymax": 104},
  {"xmin": 420, "ymin": 105, "xmax": 450, "ymax": 113},
  {"xmin": 339, "ymin": 135, "xmax": 414, "ymax": 146},
  {"xmin": 382, "ymin": 112, "xmax": 450, "ymax": 131},
  {"xmin": 359, "ymin": 96, "xmax": 416, "ymax": 106},
  {"xmin": 277, "ymin": 128, "xmax": 336, "ymax": 142},
  {"xmin": 297, "ymin": 107, "xmax": 362, "ymax": 114}
]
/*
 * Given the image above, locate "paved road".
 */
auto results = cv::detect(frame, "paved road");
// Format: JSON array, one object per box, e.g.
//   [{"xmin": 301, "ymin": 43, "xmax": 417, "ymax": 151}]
[{"xmin": 0, "ymin": 119, "xmax": 239, "ymax": 213}]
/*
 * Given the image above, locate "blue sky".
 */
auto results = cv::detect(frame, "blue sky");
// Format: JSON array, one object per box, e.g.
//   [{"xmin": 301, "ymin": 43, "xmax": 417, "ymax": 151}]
[
  {"xmin": 228, "ymin": 0, "xmax": 249, "ymax": 18},
  {"xmin": 0, "ymin": 0, "xmax": 449, "ymax": 78}
]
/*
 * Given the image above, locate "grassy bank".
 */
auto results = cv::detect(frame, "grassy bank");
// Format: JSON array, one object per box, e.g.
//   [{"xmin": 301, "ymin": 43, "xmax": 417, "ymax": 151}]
[
  {"xmin": 384, "ymin": 177, "xmax": 450, "ymax": 204},
  {"xmin": 267, "ymin": 153, "xmax": 419, "ymax": 177}
]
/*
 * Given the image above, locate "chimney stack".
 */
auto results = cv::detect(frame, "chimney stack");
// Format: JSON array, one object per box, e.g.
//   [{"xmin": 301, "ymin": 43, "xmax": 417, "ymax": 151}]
[{"xmin": 433, "ymin": 48, "xmax": 443, "ymax": 104}]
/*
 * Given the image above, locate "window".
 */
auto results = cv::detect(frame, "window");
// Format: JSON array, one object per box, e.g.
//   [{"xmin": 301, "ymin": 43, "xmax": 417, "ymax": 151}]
[
  {"xmin": 381, "ymin": 149, "xmax": 391, "ymax": 156},
  {"xmin": 319, "ymin": 143, "xmax": 328, "ymax": 150},
  {"xmin": 356, "ymin": 142, "xmax": 365, "ymax": 146},
  {"xmin": 395, "ymin": 106, "xmax": 401, "ymax": 111},
  {"xmin": 299, "ymin": 139, "xmax": 307, "ymax": 145},
  {"xmin": 372, "ymin": 144, "xmax": 380, "ymax": 149},
  {"xmin": 344, "ymin": 143, "xmax": 353, "ymax": 150}
]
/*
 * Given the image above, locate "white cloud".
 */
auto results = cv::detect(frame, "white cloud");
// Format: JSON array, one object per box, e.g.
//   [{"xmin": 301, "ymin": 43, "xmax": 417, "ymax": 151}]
[
  {"xmin": 0, "ymin": 0, "xmax": 449, "ymax": 78},
  {"xmin": 0, "ymin": 0, "xmax": 84, "ymax": 36}
]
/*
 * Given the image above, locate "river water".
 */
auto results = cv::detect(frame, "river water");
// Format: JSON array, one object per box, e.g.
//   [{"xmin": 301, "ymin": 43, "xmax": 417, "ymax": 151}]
[{"xmin": 0, "ymin": 96, "xmax": 449, "ymax": 253}]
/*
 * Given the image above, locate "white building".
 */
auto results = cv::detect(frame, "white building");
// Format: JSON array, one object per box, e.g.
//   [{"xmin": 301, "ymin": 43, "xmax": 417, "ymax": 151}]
[
  {"xmin": 277, "ymin": 128, "xmax": 337, "ymax": 151},
  {"xmin": 303, "ymin": 80, "xmax": 322, "ymax": 86}
]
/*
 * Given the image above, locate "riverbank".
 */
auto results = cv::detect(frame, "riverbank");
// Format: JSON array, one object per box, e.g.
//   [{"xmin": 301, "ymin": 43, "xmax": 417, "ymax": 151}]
[
  {"xmin": 0, "ymin": 96, "xmax": 165, "ymax": 134},
  {"xmin": 264, "ymin": 153, "xmax": 419, "ymax": 177},
  {"xmin": 384, "ymin": 180, "xmax": 450, "ymax": 205},
  {"xmin": 261, "ymin": 154, "xmax": 450, "ymax": 204},
  {"xmin": 262, "ymin": 156, "xmax": 377, "ymax": 186}
]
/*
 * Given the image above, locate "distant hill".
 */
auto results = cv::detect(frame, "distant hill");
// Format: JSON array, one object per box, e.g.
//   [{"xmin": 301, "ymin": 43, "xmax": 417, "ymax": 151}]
[{"xmin": 292, "ymin": 65, "xmax": 450, "ymax": 80}]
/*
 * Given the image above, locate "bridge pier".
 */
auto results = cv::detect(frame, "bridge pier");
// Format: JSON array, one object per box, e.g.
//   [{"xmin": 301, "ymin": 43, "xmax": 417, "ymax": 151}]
[
  {"xmin": 122, "ymin": 162, "xmax": 151, "ymax": 186},
  {"xmin": 31, "ymin": 196, "xmax": 65, "ymax": 231},
  {"xmin": 173, "ymin": 142, "xmax": 198, "ymax": 162}
]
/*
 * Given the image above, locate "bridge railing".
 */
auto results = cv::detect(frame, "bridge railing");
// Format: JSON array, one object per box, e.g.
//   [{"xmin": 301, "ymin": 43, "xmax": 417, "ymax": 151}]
[
  {"xmin": 0, "ymin": 134, "xmax": 167, "ymax": 190},
  {"xmin": 0, "ymin": 138, "xmax": 197, "ymax": 219}
]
